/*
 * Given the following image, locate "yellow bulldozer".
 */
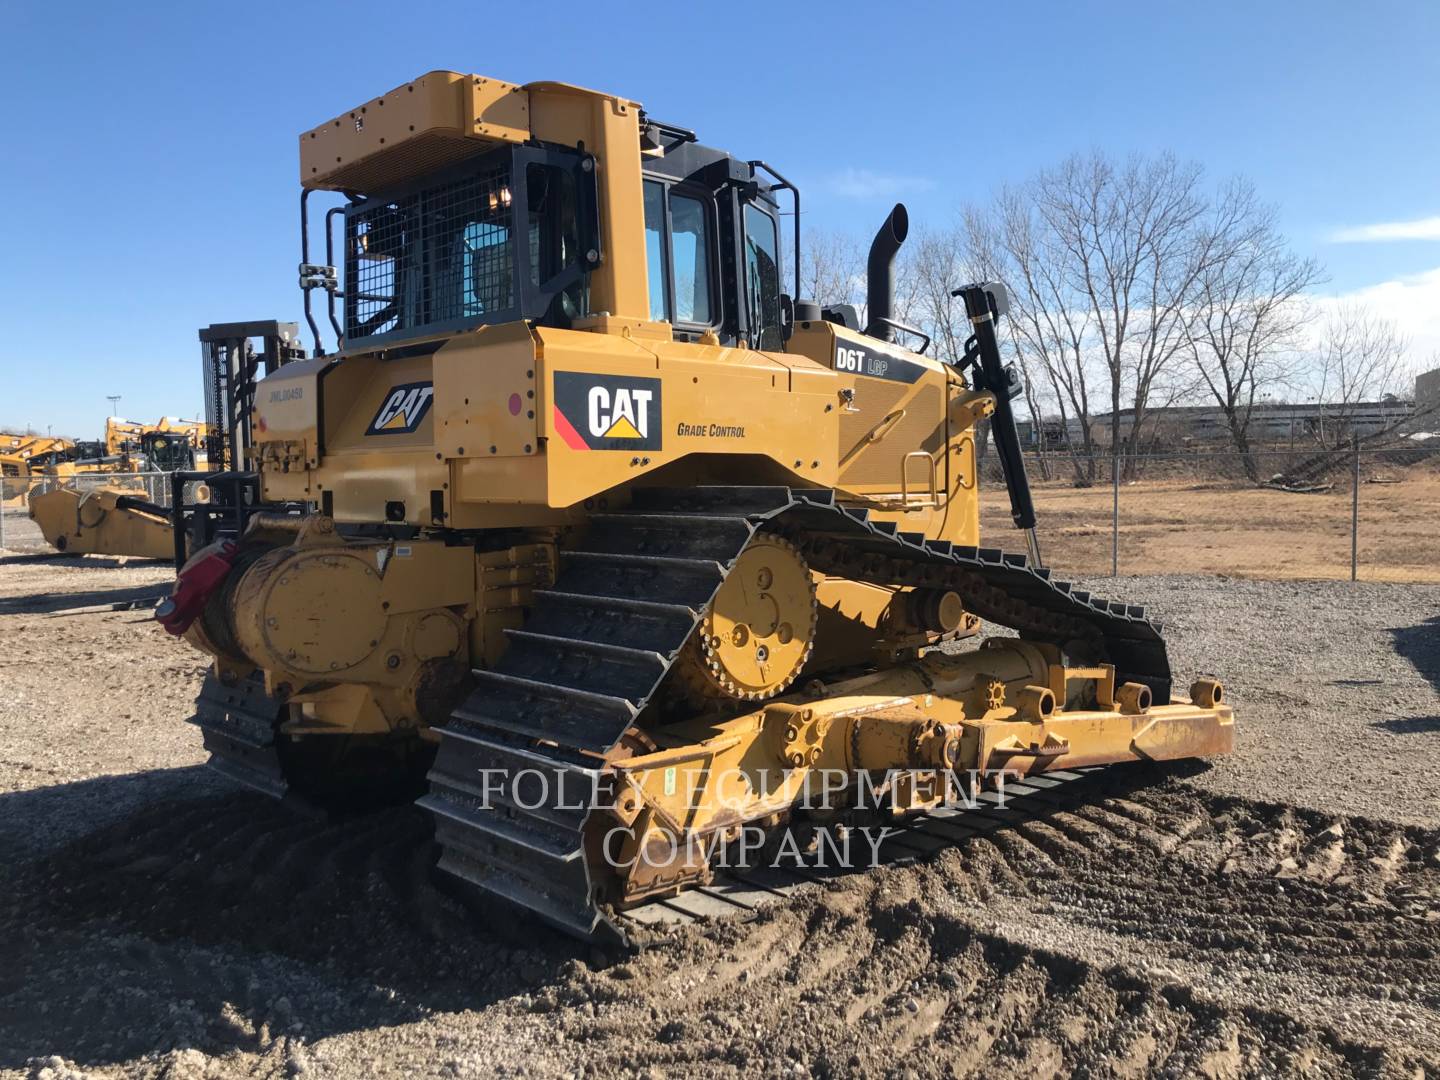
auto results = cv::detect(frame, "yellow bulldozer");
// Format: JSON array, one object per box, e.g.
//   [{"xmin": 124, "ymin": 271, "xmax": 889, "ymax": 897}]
[{"xmin": 157, "ymin": 71, "xmax": 1233, "ymax": 943}]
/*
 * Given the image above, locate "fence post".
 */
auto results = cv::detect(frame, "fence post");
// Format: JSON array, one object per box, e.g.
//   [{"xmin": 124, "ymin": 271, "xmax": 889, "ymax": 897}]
[
  {"xmin": 0, "ymin": 479, "xmax": 6, "ymax": 552},
  {"xmin": 1111, "ymin": 448, "xmax": 1120, "ymax": 577},
  {"xmin": 1350, "ymin": 435, "xmax": 1360, "ymax": 582}
]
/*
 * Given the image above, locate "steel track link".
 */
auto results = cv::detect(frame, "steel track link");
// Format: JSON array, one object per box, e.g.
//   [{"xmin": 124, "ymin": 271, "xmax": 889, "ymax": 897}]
[
  {"xmin": 419, "ymin": 486, "xmax": 1175, "ymax": 944},
  {"xmin": 617, "ymin": 767, "xmax": 1110, "ymax": 936},
  {"xmin": 189, "ymin": 670, "xmax": 290, "ymax": 799}
]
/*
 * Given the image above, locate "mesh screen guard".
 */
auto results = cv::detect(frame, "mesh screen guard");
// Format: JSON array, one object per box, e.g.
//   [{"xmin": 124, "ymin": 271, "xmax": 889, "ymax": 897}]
[{"xmin": 341, "ymin": 146, "xmax": 598, "ymax": 348}]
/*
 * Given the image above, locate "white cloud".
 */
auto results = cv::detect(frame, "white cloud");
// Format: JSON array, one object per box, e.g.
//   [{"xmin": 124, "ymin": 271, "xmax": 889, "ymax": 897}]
[
  {"xmin": 1307, "ymin": 266, "xmax": 1440, "ymax": 365},
  {"xmin": 1328, "ymin": 216, "xmax": 1440, "ymax": 243},
  {"xmin": 822, "ymin": 167, "xmax": 936, "ymax": 200}
]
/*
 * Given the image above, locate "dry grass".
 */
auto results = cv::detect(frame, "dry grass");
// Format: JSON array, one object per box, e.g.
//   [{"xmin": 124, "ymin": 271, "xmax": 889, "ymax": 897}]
[{"xmin": 981, "ymin": 460, "xmax": 1440, "ymax": 582}]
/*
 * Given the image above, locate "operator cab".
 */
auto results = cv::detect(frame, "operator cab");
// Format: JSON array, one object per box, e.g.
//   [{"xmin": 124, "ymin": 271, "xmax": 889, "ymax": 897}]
[
  {"xmin": 139, "ymin": 431, "xmax": 196, "ymax": 472},
  {"xmin": 328, "ymin": 114, "xmax": 787, "ymax": 354},
  {"xmin": 637, "ymin": 123, "xmax": 787, "ymax": 351},
  {"xmin": 32, "ymin": 441, "xmax": 106, "ymax": 468}
]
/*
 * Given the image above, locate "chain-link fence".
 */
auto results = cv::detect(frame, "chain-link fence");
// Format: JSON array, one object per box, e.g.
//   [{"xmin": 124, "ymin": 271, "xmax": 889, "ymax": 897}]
[
  {"xmin": 981, "ymin": 441, "xmax": 1440, "ymax": 583},
  {"xmin": 1, "ymin": 472, "xmax": 173, "ymax": 553},
  {"xmin": 4, "ymin": 446, "xmax": 1437, "ymax": 582}
]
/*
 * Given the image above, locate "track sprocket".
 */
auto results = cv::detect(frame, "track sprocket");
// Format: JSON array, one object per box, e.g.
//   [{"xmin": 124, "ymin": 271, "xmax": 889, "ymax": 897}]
[{"xmin": 677, "ymin": 533, "xmax": 817, "ymax": 702}]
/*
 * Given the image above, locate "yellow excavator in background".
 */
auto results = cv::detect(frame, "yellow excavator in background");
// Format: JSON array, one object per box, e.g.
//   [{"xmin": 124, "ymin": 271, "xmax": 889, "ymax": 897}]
[
  {"xmin": 157, "ymin": 71, "xmax": 1233, "ymax": 943},
  {"xmin": 2, "ymin": 432, "xmax": 73, "ymax": 470},
  {"xmin": 27, "ymin": 416, "xmax": 206, "ymax": 477},
  {"xmin": 22, "ymin": 327, "xmax": 303, "ymax": 558},
  {"xmin": 1, "ymin": 433, "xmax": 74, "ymax": 507}
]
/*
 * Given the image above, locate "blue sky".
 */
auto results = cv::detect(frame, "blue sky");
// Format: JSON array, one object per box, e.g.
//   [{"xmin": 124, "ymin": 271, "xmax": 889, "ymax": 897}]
[{"xmin": 3, "ymin": 0, "xmax": 1438, "ymax": 436}]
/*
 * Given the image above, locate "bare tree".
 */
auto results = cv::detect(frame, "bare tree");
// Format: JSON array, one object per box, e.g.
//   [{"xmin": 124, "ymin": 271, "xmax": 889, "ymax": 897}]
[
  {"xmin": 1186, "ymin": 181, "xmax": 1323, "ymax": 480},
  {"xmin": 904, "ymin": 228, "xmax": 971, "ymax": 360},
  {"xmin": 901, "ymin": 228, "xmax": 995, "ymax": 467},
  {"xmin": 1032, "ymin": 151, "xmax": 1220, "ymax": 478},
  {"xmin": 963, "ymin": 188, "xmax": 1104, "ymax": 484},
  {"xmin": 800, "ymin": 228, "xmax": 865, "ymax": 312},
  {"xmin": 797, "ymin": 223, "xmax": 926, "ymax": 328},
  {"xmin": 1307, "ymin": 304, "xmax": 1413, "ymax": 446}
]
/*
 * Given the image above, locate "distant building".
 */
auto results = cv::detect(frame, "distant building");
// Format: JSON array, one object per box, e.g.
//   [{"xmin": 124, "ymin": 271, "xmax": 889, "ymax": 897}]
[
  {"xmin": 1418, "ymin": 369, "xmax": 1440, "ymax": 410},
  {"xmin": 1019, "ymin": 400, "xmax": 1414, "ymax": 447}
]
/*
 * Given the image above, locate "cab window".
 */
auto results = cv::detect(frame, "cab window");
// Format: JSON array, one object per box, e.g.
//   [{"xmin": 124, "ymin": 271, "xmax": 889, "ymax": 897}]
[
  {"xmin": 463, "ymin": 218, "xmax": 513, "ymax": 315},
  {"xmin": 527, "ymin": 163, "xmax": 578, "ymax": 288},
  {"xmin": 643, "ymin": 181, "xmax": 667, "ymax": 321},
  {"xmin": 642, "ymin": 179, "xmax": 716, "ymax": 327},
  {"xmin": 743, "ymin": 203, "xmax": 782, "ymax": 350},
  {"xmin": 670, "ymin": 194, "xmax": 712, "ymax": 323}
]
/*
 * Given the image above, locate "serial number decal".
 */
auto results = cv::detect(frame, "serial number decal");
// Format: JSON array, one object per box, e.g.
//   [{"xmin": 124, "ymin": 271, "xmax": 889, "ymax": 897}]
[
  {"xmin": 268, "ymin": 386, "xmax": 304, "ymax": 403},
  {"xmin": 834, "ymin": 343, "xmax": 927, "ymax": 384},
  {"xmin": 677, "ymin": 422, "xmax": 746, "ymax": 438}
]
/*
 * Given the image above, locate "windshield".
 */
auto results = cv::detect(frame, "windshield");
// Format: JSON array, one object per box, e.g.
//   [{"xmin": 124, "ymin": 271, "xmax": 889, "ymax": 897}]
[
  {"xmin": 643, "ymin": 181, "xmax": 666, "ymax": 321},
  {"xmin": 142, "ymin": 434, "xmax": 194, "ymax": 471}
]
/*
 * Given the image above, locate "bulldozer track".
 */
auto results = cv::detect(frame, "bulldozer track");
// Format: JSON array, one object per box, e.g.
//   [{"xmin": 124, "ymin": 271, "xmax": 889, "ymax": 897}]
[
  {"xmin": 613, "ymin": 767, "xmax": 1110, "ymax": 938},
  {"xmin": 189, "ymin": 668, "xmax": 290, "ymax": 800},
  {"xmin": 417, "ymin": 485, "xmax": 1177, "ymax": 943}
]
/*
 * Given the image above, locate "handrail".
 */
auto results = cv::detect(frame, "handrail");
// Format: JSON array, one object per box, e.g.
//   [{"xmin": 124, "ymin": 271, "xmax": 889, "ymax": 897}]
[
  {"xmin": 900, "ymin": 450, "xmax": 942, "ymax": 508},
  {"xmin": 870, "ymin": 316, "xmax": 931, "ymax": 355}
]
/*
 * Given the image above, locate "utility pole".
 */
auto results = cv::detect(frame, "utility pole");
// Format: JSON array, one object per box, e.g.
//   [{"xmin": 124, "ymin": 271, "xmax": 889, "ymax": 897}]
[{"xmin": 107, "ymin": 395, "xmax": 122, "ymax": 417}]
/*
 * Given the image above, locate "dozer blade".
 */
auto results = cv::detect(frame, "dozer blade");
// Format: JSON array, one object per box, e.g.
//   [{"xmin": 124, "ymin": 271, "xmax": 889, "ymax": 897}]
[{"xmin": 29, "ymin": 485, "xmax": 174, "ymax": 559}]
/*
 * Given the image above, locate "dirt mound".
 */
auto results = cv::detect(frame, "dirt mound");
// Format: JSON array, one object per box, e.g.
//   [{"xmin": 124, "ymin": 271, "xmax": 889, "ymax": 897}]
[{"xmin": 4, "ymin": 771, "xmax": 1438, "ymax": 1078}]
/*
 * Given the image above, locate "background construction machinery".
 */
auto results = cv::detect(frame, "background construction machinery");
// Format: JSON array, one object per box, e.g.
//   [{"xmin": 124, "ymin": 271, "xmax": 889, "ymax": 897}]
[
  {"xmin": 26, "ymin": 417, "xmax": 204, "ymax": 558},
  {"xmin": 17, "ymin": 325, "xmax": 302, "ymax": 559},
  {"xmin": 1, "ymin": 433, "xmax": 73, "ymax": 508}
]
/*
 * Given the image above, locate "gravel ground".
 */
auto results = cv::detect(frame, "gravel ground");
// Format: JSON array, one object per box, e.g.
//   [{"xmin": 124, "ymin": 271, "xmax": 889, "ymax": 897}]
[
  {"xmin": 0, "ymin": 557, "xmax": 1437, "ymax": 1078},
  {"xmin": 0, "ymin": 509, "xmax": 48, "ymax": 553},
  {"xmin": 0, "ymin": 554, "xmax": 210, "ymax": 866},
  {"xmin": 1078, "ymin": 575, "xmax": 1440, "ymax": 827}
]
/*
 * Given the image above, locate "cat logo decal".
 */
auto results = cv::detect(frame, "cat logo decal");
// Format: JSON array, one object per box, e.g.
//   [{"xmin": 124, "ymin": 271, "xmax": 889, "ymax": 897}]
[
  {"xmin": 366, "ymin": 382, "xmax": 435, "ymax": 435},
  {"xmin": 552, "ymin": 373, "xmax": 662, "ymax": 451}
]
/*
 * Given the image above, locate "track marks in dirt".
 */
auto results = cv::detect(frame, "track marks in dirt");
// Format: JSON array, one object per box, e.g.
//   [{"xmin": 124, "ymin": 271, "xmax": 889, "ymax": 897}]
[
  {"xmin": 550, "ymin": 791, "xmax": 1434, "ymax": 1076},
  {"xmin": 575, "ymin": 879, "xmax": 1422, "ymax": 1078},
  {"xmin": 5, "ymin": 773, "xmax": 1440, "ymax": 1076},
  {"xmin": 580, "ymin": 778, "xmax": 1440, "ymax": 1076},
  {"xmin": 1008, "ymin": 787, "xmax": 1440, "ymax": 990},
  {"xmin": 0, "ymin": 791, "xmax": 580, "ymax": 1070},
  {"xmin": 928, "ymin": 780, "xmax": 1440, "ymax": 1070}
]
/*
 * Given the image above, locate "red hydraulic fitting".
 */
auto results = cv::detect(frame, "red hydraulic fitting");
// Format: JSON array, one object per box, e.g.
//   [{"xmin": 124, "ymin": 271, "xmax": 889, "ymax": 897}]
[{"xmin": 155, "ymin": 540, "xmax": 238, "ymax": 636}]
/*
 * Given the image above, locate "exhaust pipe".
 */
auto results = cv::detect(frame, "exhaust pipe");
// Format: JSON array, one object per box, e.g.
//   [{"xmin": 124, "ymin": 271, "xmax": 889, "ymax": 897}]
[{"xmin": 865, "ymin": 204, "xmax": 909, "ymax": 341}]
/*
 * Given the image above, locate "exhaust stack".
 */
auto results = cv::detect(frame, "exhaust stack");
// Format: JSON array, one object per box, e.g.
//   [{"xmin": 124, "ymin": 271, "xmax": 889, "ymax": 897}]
[{"xmin": 865, "ymin": 204, "xmax": 909, "ymax": 341}]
